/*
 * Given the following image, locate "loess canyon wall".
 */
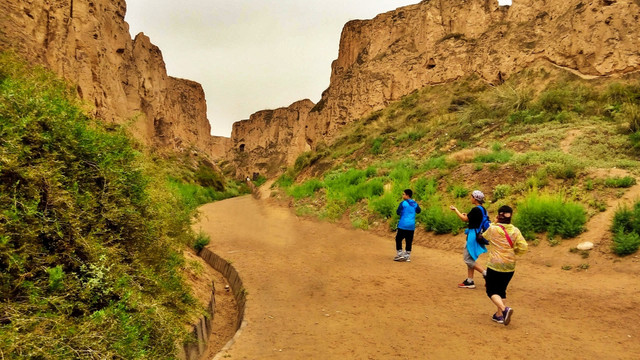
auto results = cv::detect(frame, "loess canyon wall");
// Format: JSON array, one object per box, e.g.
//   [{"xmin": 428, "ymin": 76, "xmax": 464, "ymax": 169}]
[
  {"xmin": 230, "ymin": 0, "xmax": 640, "ymax": 178},
  {"xmin": 3, "ymin": 0, "xmax": 640, "ymax": 178},
  {"xmin": 0, "ymin": 0, "xmax": 216, "ymax": 157},
  {"xmin": 231, "ymin": 99, "xmax": 315, "ymax": 178}
]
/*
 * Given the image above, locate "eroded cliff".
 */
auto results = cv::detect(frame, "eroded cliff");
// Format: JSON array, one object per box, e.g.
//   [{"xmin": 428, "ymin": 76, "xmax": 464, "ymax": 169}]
[
  {"xmin": 230, "ymin": 0, "xmax": 640, "ymax": 177},
  {"xmin": 0, "ymin": 0, "xmax": 215, "ymax": 156},
  {"xmin": 231, "ymin": 99, "xmax": 315, "ymax": 178}
]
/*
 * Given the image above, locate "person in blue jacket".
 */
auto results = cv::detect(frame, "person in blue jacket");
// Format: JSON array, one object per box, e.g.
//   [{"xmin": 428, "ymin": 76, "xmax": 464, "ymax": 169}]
[{"xmin": 394, "ymin": 189, "xmax": 421, "ymax": 262}]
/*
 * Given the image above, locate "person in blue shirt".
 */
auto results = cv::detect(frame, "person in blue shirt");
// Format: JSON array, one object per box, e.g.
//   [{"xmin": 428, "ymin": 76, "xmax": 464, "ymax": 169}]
[{"xmin": 394, "ymin": 189, "xmax": 421, "ymax": 262}]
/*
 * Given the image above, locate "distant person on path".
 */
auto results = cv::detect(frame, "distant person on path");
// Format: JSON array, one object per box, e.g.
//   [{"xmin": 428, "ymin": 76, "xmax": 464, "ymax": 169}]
[
  {"xmin": 394, "ymin": 189, "xmax": 421, "ymax": 262},
  {"xmin": 481, "ymin": 205, "xmax": 528, "ymax": 325},
  {"xmin": 449, "ymin": 190, "xmax": 489, "ymax": 289}
]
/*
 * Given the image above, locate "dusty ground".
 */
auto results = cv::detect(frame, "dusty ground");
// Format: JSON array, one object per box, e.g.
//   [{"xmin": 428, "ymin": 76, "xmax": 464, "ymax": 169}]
[{"xmin": 194, "ymin": 191, "xmax": 640, "ymax": 360}]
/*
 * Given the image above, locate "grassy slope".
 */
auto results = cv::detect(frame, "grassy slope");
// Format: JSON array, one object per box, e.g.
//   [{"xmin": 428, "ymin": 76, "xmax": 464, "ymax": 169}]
[
  {"xmin": 0, "ymin": 53, "xmax": 246, "ymax": 358},
  {"xmin": 275, "ymin": 66, "xmax": 640, "ymax": 254}
]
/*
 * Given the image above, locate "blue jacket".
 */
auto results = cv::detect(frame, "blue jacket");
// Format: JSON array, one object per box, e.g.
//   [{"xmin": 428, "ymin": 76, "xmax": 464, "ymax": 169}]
[{"xmin": 396, "ymin": 199, "xmax": 421, "ymax": 231}]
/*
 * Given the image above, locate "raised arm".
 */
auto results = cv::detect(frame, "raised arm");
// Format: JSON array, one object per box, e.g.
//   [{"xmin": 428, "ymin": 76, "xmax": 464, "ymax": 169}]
[{"xmin": 449, "ymin": 205, "xmax": 468, "ymax": 222}]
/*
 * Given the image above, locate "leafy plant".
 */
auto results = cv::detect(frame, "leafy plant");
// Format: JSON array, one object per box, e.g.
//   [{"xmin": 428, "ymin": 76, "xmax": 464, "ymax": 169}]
[
  {"xmin": 603, "ymin": 176, "xmax": 637, "ymax": 188},
  {"xmin": 513, "ymin": 192, "xmax": 586, "ymax": 240},
  {"xmin": 0, "ymin": 52, "xmax": 208, "ymax": 358},
  {"xmin": 611, "ymin": 202, "xmax": 640, "ymax": 255},
  {"xmin": 193, "ymin": 232, "xmax": 211, "ymax": 252}
]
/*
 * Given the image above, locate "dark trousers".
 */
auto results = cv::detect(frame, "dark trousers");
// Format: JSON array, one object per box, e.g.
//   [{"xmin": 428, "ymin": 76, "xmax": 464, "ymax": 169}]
[
  {"xmin": 395, "ymin": 228, "xmax": 415, "ymax": 252},
  {"xmin": 485, "ymin": 268, "xmax": 515, "ymax": 299}
]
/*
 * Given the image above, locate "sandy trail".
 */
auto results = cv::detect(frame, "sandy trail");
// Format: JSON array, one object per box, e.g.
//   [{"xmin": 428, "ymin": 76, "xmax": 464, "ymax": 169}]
[{"xmin": 195, "ymin": 196, "xmax": 640, "ymax": 360}]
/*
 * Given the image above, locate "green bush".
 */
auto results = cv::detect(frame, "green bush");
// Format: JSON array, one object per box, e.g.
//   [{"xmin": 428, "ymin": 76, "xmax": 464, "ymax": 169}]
[
  {"xmin": 193, "ymin": 232, "xmax": 211, "ymax": 252},
  {"xmin": 610, "ymin": 202, "xmax": 640, "ymax": 257},
  {"xmin": 168, "ymin": 178, "xmax": 244, "ymax": 210},
  {"xmin": 370, "ymin": 137, "xmax": 385, "ymax": 154},
  {"xmin": 0, "ymin": 53, "xmax": 202, "ymax": 358},
  {"xmin": 276, "ymin": 173, "xmax": 294, "ymax": 188},
  {"xmin": 289, "ymin": 178, "xmax": 325, "ymax": 199},
  {"xmin": 449, "ymin": 184, "xmax": 469, "ymax": 198},
  {"xmin": 421, "ymin": 156, "xmax": 454, "ymax": 170},
  {"xmin": 253, "ymin": 174, "xmax": 268, "ymax": 187},
  {"xmin": 513, "ymin": 193, "xmax": 586, "ymax": 239},
  {"xmin": 474, "ymin": 149, "xmax": 513, "ymax": 164},
  {"xmin": 323, "ymin": 198, "xmax": 348, "ymax": 220},
  {"xmin": 194, "ymin": 164, "xmax": 225, "ymax": 190},
  {"xmin": 604, "ymin": 176, "xmax": 637, "ymax": 188},
  {"xmin": 370, "ymin": 193, "xmax": 397, "ymax": 218},
  {"xmin": 612, "ymin": 231, "xmax": 640, "ymax": 256},
  {"xmin": 630, "ymin": 131, "xmax": 640, "ymax": 150},
  {"xmin": 420, "ymin": 205, "xmax": 465, "ymax": 234},
  {"xmin": 492, "ymin": 184, "xmax": 512, "ymax": 201},
  {"xmin": 294, "ymin": 151, "xmax": 324, "ymax": 173},
  {"xmin": 412, "ymin": 177, "xmax": 438, "ymax": 201}
]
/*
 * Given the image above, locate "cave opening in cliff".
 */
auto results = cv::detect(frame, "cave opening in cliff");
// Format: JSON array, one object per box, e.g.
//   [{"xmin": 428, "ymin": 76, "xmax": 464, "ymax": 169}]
[{"xmin": 239, "ymin": 144, "xmax": 245, "ymax": 152}]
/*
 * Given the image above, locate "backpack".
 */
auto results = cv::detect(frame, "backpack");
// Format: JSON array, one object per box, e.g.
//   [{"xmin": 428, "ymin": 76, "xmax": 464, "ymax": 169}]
[{"xmin": 476, "ymin": 206, "xmax": 491, "ymax": 245}]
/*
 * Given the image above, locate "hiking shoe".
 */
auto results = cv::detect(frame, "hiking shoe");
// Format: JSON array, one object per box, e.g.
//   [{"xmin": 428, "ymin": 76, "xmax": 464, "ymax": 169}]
[
  {"xmin": 458, "ymin": 279, "xmax": 476, "ymax": 289},
  {"xmin": 405, "ymin": 255, "xmax": 411, "ymax": 262},
  {"xmin": 394, "ymin": 252, "xmax": 406, "ymax": 261},
  {"xmin": 503, "ymin": 307, "xmax": 513, "ymax": 326},
  {"xmin": 492, "ymin": 313, "xmax": 504, "ymax": 324}
]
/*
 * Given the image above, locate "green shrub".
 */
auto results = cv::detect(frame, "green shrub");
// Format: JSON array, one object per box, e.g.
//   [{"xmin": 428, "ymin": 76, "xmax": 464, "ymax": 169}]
[
  {"xmin": 294, "ymin": 151, "xmax": 323, "ymax": 173},
  {"xmin": 47, "ymin": 266, "xmax": 65, "ymax": 292},
  {"xmin": 412, "ymin": 177, "xmax": 438, "ymax": 201},
  {"xmin": 253, "ymin": 174, "xmax": 268, "ymax": 187},
  {"xmin": 0, "ymin": 52, "xmax": 202, "ymax": 358},
  {"xmin": 421, "ymin": 156, "xmax": 453, "ymax": 170},
  {"xmin": 370, "ymin": 194, "xmax": 397, "ymax": 218},
  {"xmin": 351, "ymin": 217, "xmax": 369, "ymax": 230},
  {"xmin": 604, "ymin": 176, "xmax": 637, "ymax": 188},
  {"xmin": 289, "ymin": 178, "xmax": 325, "ymax": 199},
  {"xmin": 612, "ymin": 231, "xmax": 640, "ymax": 256},
  {"xmin": 508, "ymin": 108, "xmax": 547, "ymax": 124},
  {"xmin": 474, "ymin": 150, "xmax": 513, "ymax": 164},
  {"xmin": 276, "ymin": 173, "xmax": 294, "ymax": 188},
  {"xmin": 420, "ymin": 205, "xmax": 465, "ymax": 234},
  {"xmin": 194, "ymin": 164, "xmax": 225, "ymax": 190},
  {"xmin": 396, "ymin": 128, "xmax": 427, "ymax": 143},
  {"xmin": 546, "ymin": 162, "xmax": 579, "ymax": 179},
  {"xmin": 168, "ymin": 178, "xmax": 244, "ymax": 210},
  {"xmin": 449, "ymin": 184, "xmax": 469, "ymax": 198},
  {"xmin": 324, "ymin": 198, "xmax": 348, "ymax": 220},
  {"xmin": 538, "ymin": 88, "xmax": 573, "ymax": 113},
  {"xmin": 630, "ymin": 131, "xmax": 640, "ymax": 150},
  {"xmin": 193, "ymin": 232, "xmax": 211, "ymax": 252},
  {"xmin": 611, "ymin": 202, "xmax": 640, "ymax": 255},
  {"xmin": 371, "ymin": 137, "xmax": 385, "ymax": 154},
  {"xmin": 513, "ymin": 193, "xmax": 586, "ymax": 239},
  {"xmin": 492, "ymin": 184, "xmax": 512, "ymax": 201}
]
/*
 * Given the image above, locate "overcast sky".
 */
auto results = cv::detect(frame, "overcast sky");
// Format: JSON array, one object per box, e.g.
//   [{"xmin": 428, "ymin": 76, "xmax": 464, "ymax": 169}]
[{"xmin": 125, "ymin": 1, "xmax": 512, "ymax": 137}]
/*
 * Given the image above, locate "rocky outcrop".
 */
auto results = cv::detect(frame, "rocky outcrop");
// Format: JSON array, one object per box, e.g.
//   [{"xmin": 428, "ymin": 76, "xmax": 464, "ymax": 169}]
[
  {"xmin": 231, "ymin": 99, "xmax": 315, "ymax": 178},
  {"xmin": 229, "ymin": 0, "xmax": 640, "ymax": 176},
  {"xmin": 0, "ymin": 0, "xmax": 215, "ymax": 157},
  {"xmin": 307, "ymin": 0, "xmax": 640, "ymax": 142}
]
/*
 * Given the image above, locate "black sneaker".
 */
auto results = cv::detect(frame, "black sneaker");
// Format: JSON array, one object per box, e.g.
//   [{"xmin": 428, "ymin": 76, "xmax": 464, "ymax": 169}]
[{"xmin": 458, "ymin": 279, "xmax": 476, "ymax": 289}]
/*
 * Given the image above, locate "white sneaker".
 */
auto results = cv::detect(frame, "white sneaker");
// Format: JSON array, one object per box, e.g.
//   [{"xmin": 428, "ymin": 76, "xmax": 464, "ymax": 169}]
[{"xmin": 394, "ymin": 251, "xmax": 406, "ymax": 261}]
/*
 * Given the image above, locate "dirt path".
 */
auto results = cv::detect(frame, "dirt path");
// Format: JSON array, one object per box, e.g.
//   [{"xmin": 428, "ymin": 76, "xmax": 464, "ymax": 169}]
[{"xmin": 195, "ymin": 196, "xmax": 640, "ymax": 359}]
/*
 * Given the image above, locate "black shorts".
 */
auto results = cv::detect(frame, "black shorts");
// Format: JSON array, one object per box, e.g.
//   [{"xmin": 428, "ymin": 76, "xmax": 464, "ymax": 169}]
[{"xmin": 485, "ymin": 268, "xmax": 514, "ymax": 299}]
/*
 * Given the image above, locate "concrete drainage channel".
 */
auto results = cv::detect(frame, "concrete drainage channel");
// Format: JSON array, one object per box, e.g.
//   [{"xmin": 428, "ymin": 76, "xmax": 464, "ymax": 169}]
[{"xmin": 178, "ymin": 247, "xmax": 247, "ymax": 360}]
